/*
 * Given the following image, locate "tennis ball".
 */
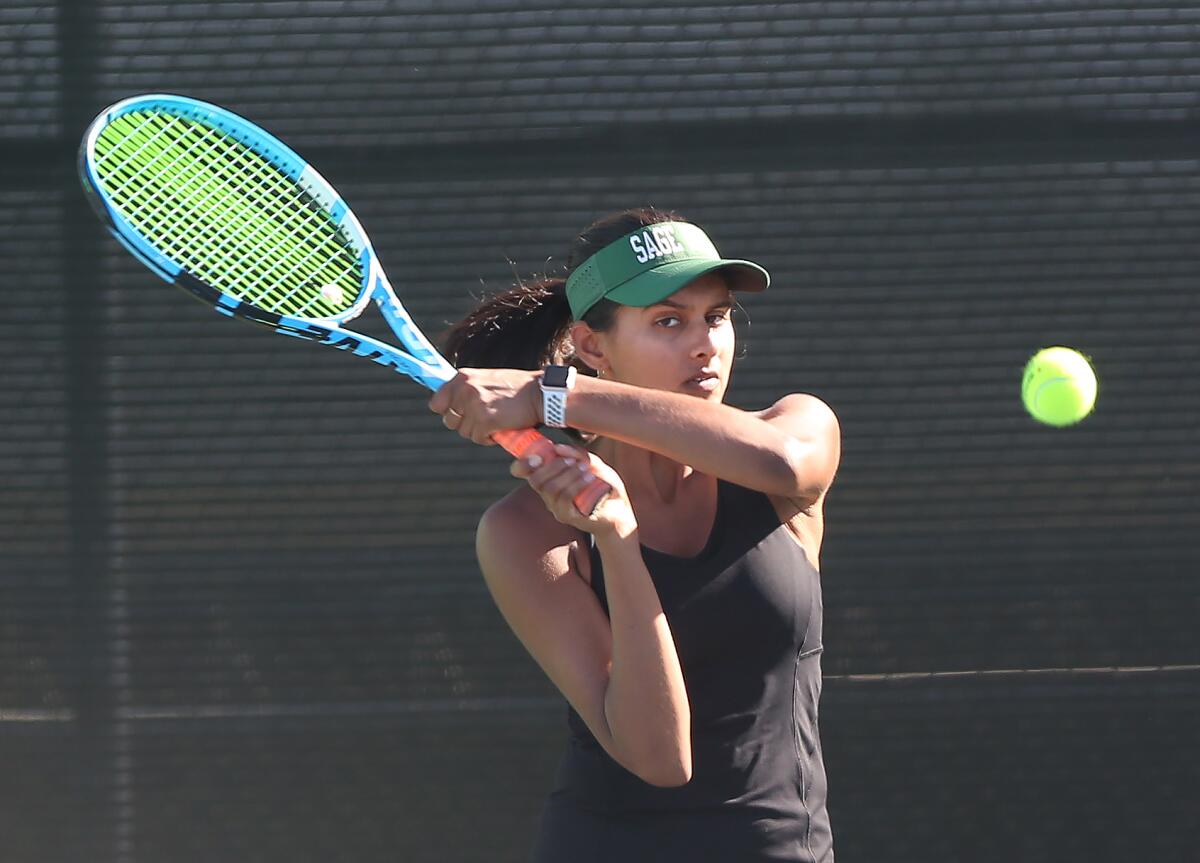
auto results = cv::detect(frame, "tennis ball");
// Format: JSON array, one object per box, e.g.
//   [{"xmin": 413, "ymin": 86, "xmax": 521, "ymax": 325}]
[
  {"xmin": 1021, "ymin": 346, "xmax": 1097, "ymax": 427},
  {"xmin": 320, "ymin": 283, "xmax": 344, "ymax": 305}
]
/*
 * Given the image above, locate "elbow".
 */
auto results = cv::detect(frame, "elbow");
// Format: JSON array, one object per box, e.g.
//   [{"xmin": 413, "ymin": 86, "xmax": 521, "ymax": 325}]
[
  {"xmin": 638, "ymin": 757, "xmax": 693, "ymax": 788},
  {"xmin": 619, "ymin": 733, "xmax": 692, "ymax": 787},
  {"xmin": 605, "ymin": 687, "xmax": 693, "ymax": 788},
  {"xmin": 774, "ymin": 437, "xmax": 825, "ymax": 506}
]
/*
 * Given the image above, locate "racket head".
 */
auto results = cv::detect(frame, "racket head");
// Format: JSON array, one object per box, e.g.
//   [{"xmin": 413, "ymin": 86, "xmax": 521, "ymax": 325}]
[{"xmin": 78, "ymin": 93, "xmax": 378, "ymax": 329}]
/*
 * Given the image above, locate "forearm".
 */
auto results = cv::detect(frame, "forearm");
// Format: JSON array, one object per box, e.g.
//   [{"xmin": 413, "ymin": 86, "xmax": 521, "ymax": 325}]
[
  {"xmin": 565, "ymin": 375, "xmax": 806, "ymax": 496},
  {"xmin": 596, "ymin": 528, "xmax": 692, "ymax": 787}
]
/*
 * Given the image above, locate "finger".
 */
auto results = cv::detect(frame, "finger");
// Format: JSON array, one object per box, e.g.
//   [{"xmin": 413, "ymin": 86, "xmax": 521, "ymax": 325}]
[
  {"xmin": 511, "ymin": 452, "xmax": 543, "ymax": 478},
  {"xmin": 526, "ymin": 454, "xmax": 577, "ymax": 492},
  {"xmin": 553, "ymin": 445, "xmax": 600, "ymax": 483},
  {"xmin": 555, "ymin": 463, "xmax": 596, "ymax": 501},
  {"xmin": 545, "ymin": 469, "xmax": 598, "ymax": 519},
  {"xmin": 550, "ymin": 444, "xmax": 602, "ymax": 483},
  {"xmin": 461, "ymin": 417, "xmax": 497, "ymax": 446},
  {"xmin": 442, "ymin": 410, "xmax": 462, "ymax": 430},
  {"xmin": 465, "ymin": 427, "xmax": 488, "ymax": 445},
  {"xmin": 566, "ymin": 458, "xmax": 596, "ymax": 488},
  {"xmin": 553, "ymin": 442, "xmax": 589, "ymax": 462},
  {"xmin": 539, "ymin": 456, "xmax": 589, "ymax": 500},
  {"xmin": 428, "ymin": 374, "xmax": 461, "ymax": 414}
]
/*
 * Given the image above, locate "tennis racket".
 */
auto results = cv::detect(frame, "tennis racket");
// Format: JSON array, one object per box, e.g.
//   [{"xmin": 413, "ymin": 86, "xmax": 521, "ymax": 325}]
[{"xmin": 78, "ymin": 93, "xmax": 608, "ymax": 514}]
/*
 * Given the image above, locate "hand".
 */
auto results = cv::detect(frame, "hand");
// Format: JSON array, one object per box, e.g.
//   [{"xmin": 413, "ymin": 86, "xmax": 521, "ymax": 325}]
[
  {"xmin": 428, "ymin": 368, "xmax": 542, "ymax": 445},
  {"xmin": 511, "ymin": 443, "xmax": 637, "ymax": 538}
]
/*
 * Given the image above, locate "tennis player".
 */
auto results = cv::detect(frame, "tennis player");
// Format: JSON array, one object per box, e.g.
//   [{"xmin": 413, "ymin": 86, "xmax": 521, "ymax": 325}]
[{"xmin": 430, "ymin": 208, "xmax": 840, "ymax": 862}]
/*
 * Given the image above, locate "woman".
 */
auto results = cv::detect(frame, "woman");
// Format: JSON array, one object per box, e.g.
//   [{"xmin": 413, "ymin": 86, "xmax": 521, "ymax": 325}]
[{"xmin": 430, "ymin": 208, "xmax": 840, "ymax": 862}]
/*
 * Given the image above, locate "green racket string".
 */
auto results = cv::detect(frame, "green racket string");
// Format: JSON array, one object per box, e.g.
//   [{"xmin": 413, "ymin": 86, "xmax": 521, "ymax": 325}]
[
  {"xmin": 93, "ymin": 110, "xmax": 363, "ymax": 318},
  {"xmin": 97, "ymin": 112, "xmax": 356, "ymax": 316}
]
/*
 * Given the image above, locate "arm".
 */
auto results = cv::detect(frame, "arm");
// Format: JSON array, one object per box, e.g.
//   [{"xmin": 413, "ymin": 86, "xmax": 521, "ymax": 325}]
[
  {"xmin": 565, "ymin": 378, "xmax": 841, "ymax": 506},
  {"xmin": 429, "ymin": 371, "xmax": 840, "ymax": 506},
  {"xmin": 594, "ymin": 528, "xmax": 692, "ymax": 787},
  {"xmin": 476, "ymin": 469, "xmax": 692, "ymax": 787}
]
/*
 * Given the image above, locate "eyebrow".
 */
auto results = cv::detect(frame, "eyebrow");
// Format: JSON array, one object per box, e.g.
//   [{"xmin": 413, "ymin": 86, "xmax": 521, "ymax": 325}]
[{"xmin": 645, "ymin": 298, "xmax": 734, "ymax": 312}]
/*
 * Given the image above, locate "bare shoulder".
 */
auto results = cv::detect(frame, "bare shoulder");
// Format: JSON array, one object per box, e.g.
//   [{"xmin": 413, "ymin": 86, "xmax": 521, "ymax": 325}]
[
  {"xmin": 476, "ymin": 486, "xmax": 592, "ymax": 587},
  {"xmin": 756, "ymin": 392, "xmax": 840, "ymax": 435}
]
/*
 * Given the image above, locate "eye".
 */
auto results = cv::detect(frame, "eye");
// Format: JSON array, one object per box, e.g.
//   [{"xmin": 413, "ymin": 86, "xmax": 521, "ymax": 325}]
[{"xmin": 655, "ymin": 311, "xmax": 731, "ymax": 328}]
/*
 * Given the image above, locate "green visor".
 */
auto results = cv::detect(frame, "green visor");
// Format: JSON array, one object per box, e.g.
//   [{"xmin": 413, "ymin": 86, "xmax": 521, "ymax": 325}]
[{"xmin": 565, "ymin": 221, "xmax": 769, "ymax": 320}]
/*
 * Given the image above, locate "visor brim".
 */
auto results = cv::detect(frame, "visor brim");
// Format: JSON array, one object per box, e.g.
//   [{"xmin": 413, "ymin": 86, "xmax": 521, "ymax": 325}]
[{"xmin": 604, "ymin": 258, "xmax": 770, "ymax": 308}]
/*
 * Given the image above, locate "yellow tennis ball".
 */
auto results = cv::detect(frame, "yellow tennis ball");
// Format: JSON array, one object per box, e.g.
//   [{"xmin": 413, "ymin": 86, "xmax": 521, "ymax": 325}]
[
  {"xmin": 1021, "ymin": 346, "xmax": 1097, "ymax": 427},
  {"xmin": 320, "ymin": 283, "xmax": 344, "ymax": 305}
]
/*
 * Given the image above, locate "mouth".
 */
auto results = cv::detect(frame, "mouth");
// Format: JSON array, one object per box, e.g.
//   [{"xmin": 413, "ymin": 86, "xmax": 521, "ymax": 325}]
[{"xmin": 682, "ymin": 371, "xmax": 721, "ymax": 392}]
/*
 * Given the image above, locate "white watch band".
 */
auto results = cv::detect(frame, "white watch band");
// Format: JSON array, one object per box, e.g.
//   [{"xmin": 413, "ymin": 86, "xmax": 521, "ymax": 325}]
[{"xmin": 539, "ymin": 366, "xmax": 577, "ymax": 428}]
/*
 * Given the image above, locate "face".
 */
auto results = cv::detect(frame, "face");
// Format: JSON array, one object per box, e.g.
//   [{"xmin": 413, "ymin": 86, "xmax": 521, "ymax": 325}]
[{"xmin": 574, "ymin": 272, "xmax": 736, "ymax": 401}]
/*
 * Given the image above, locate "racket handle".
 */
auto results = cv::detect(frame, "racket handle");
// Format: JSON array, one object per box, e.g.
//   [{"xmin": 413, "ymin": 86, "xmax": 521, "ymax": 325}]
[{"xmin": 492, "ymin": 428, "xmax": 611, "ymax": 516}]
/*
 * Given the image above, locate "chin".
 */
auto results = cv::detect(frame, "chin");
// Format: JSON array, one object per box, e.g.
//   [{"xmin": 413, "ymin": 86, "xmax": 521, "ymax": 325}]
[{"xmin": 678, "ymin": 382, "xmax": 727, "ymax": 401}]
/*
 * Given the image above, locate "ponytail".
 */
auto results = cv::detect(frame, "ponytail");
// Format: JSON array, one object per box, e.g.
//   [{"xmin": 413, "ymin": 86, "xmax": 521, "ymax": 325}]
[{"xmin": 439, "ymin": 276, "xmax": 574, "ymax": 371}]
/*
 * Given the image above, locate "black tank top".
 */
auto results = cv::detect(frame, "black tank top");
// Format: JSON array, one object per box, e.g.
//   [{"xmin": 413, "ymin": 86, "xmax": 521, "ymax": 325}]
[{"xmin": 532, "ymin": 478, "xmax": 834, "ymax": 862}]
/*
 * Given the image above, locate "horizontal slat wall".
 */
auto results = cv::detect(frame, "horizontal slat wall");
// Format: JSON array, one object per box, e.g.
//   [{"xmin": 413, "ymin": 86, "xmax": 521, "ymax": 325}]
[
  {"xmin": 0, "ymin": 183, "xmax": 73, "ymax": 710},
  {"xmin": 86, "ymin": 669, "xmax": 1200, "ymax": 863},
  {"xmin": 0, "ymin": 3, "xmax": 60, "ymax": 140},
  {"xmin": 0, "ymin": 175, "xmax": 88, "ymax": 863},
  {"xmin": 821, "ymin": 668, "xmax": 1200, "ymax": 863},
  {"xmin": 88, "ymin": 1, "xmax": 1200, "ymax": 147},
  {"xmin": 4, "ymin": 2, "xmax": 1200, "ymax": 862},
  {"xmin": 122, "ymin": 709, "xmax": 563, "ymax": 863}
]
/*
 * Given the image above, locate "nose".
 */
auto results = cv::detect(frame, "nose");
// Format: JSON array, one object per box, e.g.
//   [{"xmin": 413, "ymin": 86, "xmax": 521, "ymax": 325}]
[{"xmin": 689, "ymin": 321, "xmax": 720, "ymax": 361}]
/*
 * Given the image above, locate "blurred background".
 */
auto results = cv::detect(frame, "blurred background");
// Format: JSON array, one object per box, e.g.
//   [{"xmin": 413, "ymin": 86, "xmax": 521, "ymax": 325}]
[{"xmin": 3, "ymin": 1, "xmax": 1199, "ymax": 861}]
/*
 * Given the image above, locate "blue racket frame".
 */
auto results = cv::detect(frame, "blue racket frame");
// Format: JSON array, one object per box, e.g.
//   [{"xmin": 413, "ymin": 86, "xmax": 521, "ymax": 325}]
[{"xmin": 78, "ymin": 93, "xmax": 457, "ymax": 392}]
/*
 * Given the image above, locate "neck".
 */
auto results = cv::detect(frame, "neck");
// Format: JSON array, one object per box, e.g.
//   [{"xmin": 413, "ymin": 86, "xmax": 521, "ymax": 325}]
[{"xmin": 593, "ymin": 437, "xmax": 697, "ymax": 505}]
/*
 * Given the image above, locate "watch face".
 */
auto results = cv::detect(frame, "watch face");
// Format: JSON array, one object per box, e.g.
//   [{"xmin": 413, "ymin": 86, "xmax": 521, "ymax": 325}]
[{"xmin": 543, "ymin": 365, "xmax": 572, "ymax": 388}]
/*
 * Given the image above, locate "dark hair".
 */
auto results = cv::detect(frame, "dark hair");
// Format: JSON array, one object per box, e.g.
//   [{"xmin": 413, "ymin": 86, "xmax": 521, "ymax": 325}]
[{"xmin": 440, "ymin": 206, "xmax": 685, "ymax": 373}]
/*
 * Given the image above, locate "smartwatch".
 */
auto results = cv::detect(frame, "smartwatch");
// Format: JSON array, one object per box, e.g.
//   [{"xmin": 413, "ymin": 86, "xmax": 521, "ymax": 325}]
[{"xmin": 539, "ymin": 365, "xmax": 577, "ymax": 428}]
